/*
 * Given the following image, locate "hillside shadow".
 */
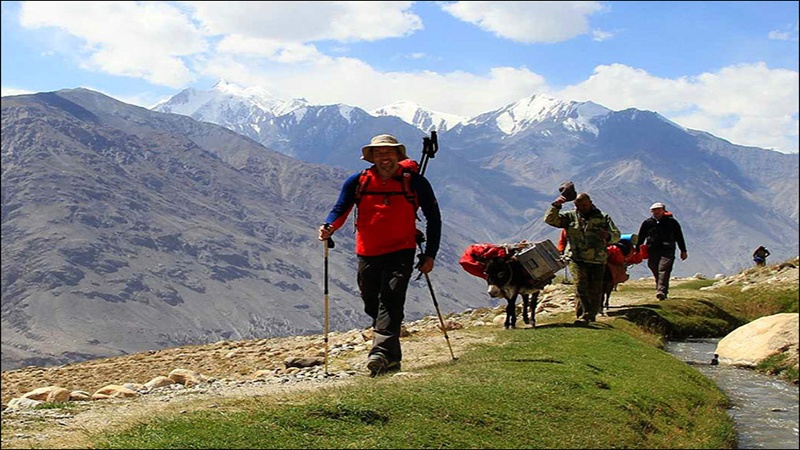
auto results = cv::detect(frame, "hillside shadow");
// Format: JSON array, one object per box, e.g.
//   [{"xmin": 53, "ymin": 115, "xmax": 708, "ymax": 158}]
[
  {"xmin": 605, "ymin": 304, "xmax": 671, "ymax": 336},
  {"xmin": 604, "ymin": 298, "xmax": 746, "ymax": 340}
]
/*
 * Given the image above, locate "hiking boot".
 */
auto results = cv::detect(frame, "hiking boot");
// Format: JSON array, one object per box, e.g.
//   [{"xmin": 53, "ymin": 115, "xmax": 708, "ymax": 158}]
[
  {"xmin": 656, "ymin": 292, "xmax": 666, "ymax": 300},
  {"xmin": 385, "ymin": 360, "xmax": 402, "ymax": 374},
  {"xmin": 573, "ymin": 317, "xmax": 590, "ymax": 326},
  {"xmin": 367, "ymin": 353, "xmax": 388, "ymax": 377}
]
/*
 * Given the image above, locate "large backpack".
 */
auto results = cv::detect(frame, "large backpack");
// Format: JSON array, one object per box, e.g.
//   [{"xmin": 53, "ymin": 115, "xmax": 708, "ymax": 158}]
[
  {"xmin": 459, "ymin": 243, "xmax": 510, "ymax": 279},
  {"xmin": 354, "ymin": 159, "xmax": 420, "ymax": 208}
]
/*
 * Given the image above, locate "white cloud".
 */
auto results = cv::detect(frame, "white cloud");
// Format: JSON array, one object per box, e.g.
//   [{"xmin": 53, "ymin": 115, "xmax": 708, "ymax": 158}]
[
  {"xmin": 441, "ymin": 1, "xmax": 605, "ymax": 43},
  {"xmin": 406, "ymin": 53, "xmax": 427, "ymax": 60},
  {"xmin": 19, "ymin": 1, "xmax": 206, "ymax": 87},
  {"xmin": 183, "ymin": 1, "xmax": 422, "ymax": 42},
  {"xmin": 558, "ymin": 63, "xmax": 799, "ymax": 153},
  {"xmin": 1, "ymin": 87, "xmax": 33, "ymax": 97},
  {"xmin": 768, "ymin": 30, "xmax": 790, "ymax": 41},
  {"xmin": 215, "ymin": 35, "xmax": 325, "ymax": 64},
  {"xmin": 591, "ymin": 29, "xmax": 614, "ymax": 42},
  {"xmin": 768, "ymin": 22, "xmax": 799, "ymax": 41}
]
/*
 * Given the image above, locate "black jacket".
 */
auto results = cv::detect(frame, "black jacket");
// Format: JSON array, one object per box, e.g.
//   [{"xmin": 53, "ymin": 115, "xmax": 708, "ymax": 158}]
[{"xmin": 637, "ymin": 214, "xmax": 687, "ymax": 254}]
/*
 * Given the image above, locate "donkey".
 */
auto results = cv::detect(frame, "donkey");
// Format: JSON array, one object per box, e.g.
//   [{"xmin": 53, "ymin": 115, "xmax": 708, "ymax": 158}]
[{"xmin": 484, "ymin": 257, "xmax": 547, "ymax": 329}]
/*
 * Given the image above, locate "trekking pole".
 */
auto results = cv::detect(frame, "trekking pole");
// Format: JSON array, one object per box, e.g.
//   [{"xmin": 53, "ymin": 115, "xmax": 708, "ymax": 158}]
[
  {"xmin": 415, "ymin": 131, "xmax": 456, "ymax": 360},
  {"xmin": 419, "ymin": 131, "xmax": 438, "ymax": 175},
  {"xmin": 416, "ymin": 243, "xmax": 457, "ymax": 361},
  {"xmin": 322, "ymin": 226, "xmax": 335, "ymax": 375}
]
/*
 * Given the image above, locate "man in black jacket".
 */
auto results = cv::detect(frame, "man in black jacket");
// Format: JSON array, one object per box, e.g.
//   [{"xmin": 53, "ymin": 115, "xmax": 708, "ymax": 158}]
[{"xmin": 636, "ymin": 202, "xmax": 687, "ymax": 300}]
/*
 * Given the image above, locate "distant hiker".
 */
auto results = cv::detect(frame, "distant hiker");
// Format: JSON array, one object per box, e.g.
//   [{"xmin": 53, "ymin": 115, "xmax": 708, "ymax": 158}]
[
  {"xmin": 752, "ymin": 246, "xmax": 770, "ymax": 267},
  {"xmin": 318, "ymin": 134, "xmax": 441, "ymax": 377},
  {"xmin": 635, "ymin": 202, "xmax": 687, "ymax": 301},
  {"xmin": 710, "ymin": 354, "xmax": 719, "ymax": 365},
  {"xmin": 544, "ymin": 190, "xmax": 620, "ymax": 325}
]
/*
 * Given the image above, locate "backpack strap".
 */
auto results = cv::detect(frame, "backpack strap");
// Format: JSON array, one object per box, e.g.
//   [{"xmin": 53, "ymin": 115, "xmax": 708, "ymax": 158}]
[
  {"xmin": 354, "ymin": 169, "xmax": 370, "ymax": 203},
  {"xmin": 399, "ymin": 170, "xmax": 418, "ymax": 207}
]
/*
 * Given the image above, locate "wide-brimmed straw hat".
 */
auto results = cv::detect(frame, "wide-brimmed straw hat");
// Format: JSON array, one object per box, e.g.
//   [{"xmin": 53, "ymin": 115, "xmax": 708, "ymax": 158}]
[{"xmin": 361, "ymin": 134, "xmax": 407, "ymax": 163}]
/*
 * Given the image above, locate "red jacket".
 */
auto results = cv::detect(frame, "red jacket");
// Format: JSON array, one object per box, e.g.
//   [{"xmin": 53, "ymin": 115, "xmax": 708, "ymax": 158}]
[
  {"xmin": 606, "ymin": 243, "xmax": 644, "ymax": 285},
  {"xmin": 326, "ymin": 161, "xmax": 439, "ymax": 257},
  {"xmin": 557, "ymin": 228, "xmax": 568, "ymax": 254}
]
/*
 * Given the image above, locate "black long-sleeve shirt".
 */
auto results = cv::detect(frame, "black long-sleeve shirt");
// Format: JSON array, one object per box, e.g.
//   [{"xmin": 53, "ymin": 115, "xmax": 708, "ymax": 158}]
[{"xmin": 637, "ymin": 214, "xmax": 686, "ymax": 254}]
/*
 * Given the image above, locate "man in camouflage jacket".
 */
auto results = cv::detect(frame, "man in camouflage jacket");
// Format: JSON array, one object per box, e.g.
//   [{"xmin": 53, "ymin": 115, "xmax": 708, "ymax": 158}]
[{"xmin": 545, "ymin": 192, "xmax": 620, "ymax": 324}]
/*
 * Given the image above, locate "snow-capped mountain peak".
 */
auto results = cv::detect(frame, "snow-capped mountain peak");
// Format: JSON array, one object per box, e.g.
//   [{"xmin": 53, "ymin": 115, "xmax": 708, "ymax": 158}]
[
  {"xmin": 472, "ymin": 93, "xmax": 611, "ymax": 136},
  {"xmin": 370, "ymin": 100, "xmax": 467, "ymax": 133},
  {"xmin": 152, "ymin": 79, "xmax": 308, "ymax": 128},
  {"xmin": 210, "ymin": 79, "xmax": 283, "ymax": 109}
]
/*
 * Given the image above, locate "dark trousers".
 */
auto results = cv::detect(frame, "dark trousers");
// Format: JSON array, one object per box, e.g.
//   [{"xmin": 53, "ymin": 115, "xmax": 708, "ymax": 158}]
[
  {"xmin": 357, "ymin": 249, "xmax": 415, "ymax": 363},
  {"xmin": 647, "ymin": 250, "xmax": 675, "ymax": 297},
  {"xmin": 571, "ymin": 261, "xmax": 605, "ymax": 321}
]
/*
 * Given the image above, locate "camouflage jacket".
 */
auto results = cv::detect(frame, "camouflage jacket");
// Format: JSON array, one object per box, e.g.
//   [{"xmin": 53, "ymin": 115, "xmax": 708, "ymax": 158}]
[{"xmin": 544, "ymin": 204, "xmax": 620, "ymax": 265}]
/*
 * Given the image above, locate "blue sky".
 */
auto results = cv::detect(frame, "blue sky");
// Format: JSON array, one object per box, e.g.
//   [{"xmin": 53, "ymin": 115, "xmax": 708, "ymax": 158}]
[{"xmin": 2, "ymin": 1, "xmax": 798, "ymax": 153}]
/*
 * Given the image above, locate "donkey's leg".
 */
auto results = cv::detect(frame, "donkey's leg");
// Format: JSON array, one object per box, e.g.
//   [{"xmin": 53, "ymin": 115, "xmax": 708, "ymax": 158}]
[
  {"xmin": 521, "ymin": 294, "xmax": 530, "ymax": 324},
  {"xmin": 529, "ymin": 291, "xmax": 539, "ymax": 327},
  {"xmin": 505, "ymin": 297, "xmax": 517, "ymax": 329}
]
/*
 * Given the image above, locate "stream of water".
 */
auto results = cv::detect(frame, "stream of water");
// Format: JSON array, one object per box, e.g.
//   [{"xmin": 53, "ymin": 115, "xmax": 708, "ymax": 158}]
[{"xmin": 664, "ymin": 338, "xmax": 799, "ymax": 449}]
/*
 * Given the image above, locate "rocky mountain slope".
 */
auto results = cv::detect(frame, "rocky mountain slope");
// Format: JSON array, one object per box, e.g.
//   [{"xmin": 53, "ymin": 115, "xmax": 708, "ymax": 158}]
[{"xmin": 0, "ymin": 89, "xmax": 486, "ymax": 371}]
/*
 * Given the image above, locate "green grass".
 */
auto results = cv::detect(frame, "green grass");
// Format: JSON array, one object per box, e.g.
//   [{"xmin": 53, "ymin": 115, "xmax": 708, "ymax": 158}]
[
  {"xmin": 92, "ymin": 260, "xmax": 798, "ymax": 449},
  {"xmin": 96, "ymin": 325, "xmax": 736, "ymax": 449},
  {"xmin": 757, "ymin": 352, "xmax": 799, "ymax": 382}
]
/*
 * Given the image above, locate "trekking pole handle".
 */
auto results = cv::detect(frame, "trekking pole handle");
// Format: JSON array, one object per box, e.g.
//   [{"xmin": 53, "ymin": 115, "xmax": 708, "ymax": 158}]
[
  {"xmin": 423, "ymin": 131, "xmax": 438, "ymax": 158},
  {"xmin": 419, "ymin": 130, "xmax": 438, "ymax": 177},
  {"xmin": 321, "ymin": 223, "xmax": 335, "ymax": 249}
]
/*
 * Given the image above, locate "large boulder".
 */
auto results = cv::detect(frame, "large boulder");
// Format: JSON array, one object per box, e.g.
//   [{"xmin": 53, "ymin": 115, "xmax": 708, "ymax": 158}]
[{"xmin": 716, "ymin": 313, "xmax": 799, "ymax": 367}]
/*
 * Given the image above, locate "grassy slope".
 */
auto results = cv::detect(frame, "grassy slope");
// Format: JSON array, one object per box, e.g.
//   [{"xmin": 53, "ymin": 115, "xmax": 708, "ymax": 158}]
[
  {"xmin": 96, "ymin": 324, "xmax": 736, "ymax": 449},
  {"xmin": 90, "ymin": 260, "xmax": 798, "ymax": 448}
]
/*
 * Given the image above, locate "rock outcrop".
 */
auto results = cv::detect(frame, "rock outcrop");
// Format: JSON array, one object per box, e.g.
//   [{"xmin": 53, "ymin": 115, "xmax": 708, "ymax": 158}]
[{"xmin": 716, "ymin": 313, "xmax": 799, "ymax": 367}]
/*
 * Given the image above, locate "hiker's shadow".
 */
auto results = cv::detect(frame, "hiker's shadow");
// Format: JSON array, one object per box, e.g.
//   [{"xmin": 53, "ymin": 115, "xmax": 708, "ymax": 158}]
[{"xmin": 533, "ymin": 322, "xmax": 613, "ymax": 330}]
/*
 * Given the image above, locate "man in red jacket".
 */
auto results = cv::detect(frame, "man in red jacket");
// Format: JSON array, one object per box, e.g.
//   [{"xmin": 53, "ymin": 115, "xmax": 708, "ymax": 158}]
[{"xmin": 318, "ymin": 134, "xmax": 442, "ymax": 377}]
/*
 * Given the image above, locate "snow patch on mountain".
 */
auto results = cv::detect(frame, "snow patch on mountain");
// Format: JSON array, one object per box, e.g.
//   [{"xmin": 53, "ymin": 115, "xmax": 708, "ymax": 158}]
[
  {"xmin": 371, "ymin": 100, "xmax": 466, "ymax": 132},
  {"xmin": 492, "ymin": 94, "xmax": 611, "ymax": 136},
  {"xmin": 336, "ymin": 104, "xmax": 357, "ymax": 122}
]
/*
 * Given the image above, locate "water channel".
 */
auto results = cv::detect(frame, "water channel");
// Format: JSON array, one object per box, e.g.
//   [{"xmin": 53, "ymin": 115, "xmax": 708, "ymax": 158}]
[{"xmin": 664, "ymin": 338, "xmax": 799, "ymax": 449}]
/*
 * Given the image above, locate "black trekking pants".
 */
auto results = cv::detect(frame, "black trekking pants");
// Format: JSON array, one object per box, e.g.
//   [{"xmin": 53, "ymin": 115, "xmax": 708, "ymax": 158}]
[
  {"xmin": 357, "ymin": 249, "xmax": 415, "ymax": 363},
  {"xmin": 647, "ymin": 250, "xmax": 675, "ymax": 298}
]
